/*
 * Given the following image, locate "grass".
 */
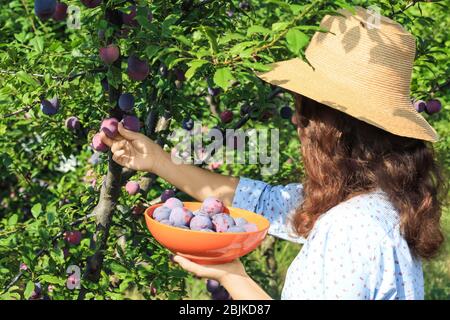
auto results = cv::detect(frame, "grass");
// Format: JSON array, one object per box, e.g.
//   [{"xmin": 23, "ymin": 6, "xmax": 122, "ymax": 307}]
[{"xmin": 186, "ymin": 207, "xmax": 450, "ymax": 300}]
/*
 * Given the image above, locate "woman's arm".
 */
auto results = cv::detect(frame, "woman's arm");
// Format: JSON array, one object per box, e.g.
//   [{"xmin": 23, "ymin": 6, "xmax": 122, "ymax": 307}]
[
  {"xmin": 173, "ymin": 255, "xmax": 272, "ymax": 300},
  {"xmin": 100, "ymin": 123, "xmax": 239, "ymax": 205}
]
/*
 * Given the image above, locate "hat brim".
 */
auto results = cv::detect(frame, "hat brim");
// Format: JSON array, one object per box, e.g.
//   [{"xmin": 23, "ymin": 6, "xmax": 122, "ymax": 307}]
[{"xmin": 257, "ymin": 58, "xmax": 439, "ymax": 142}]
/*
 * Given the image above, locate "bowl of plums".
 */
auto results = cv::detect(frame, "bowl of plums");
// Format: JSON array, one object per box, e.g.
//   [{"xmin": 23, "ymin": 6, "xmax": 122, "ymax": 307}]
[{"xmin": 144, "ymin": 196, "xmax": 270, "ymax": 264}]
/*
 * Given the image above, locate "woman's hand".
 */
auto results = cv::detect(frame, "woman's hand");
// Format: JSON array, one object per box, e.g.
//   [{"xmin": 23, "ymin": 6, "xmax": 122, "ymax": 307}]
[
  {"xmin": 173, "ymin": 255, "xmax": 247, "ymax": 282},
  {"xmin": 100, "ymin": 123, "xmax": 165, "ymax": 173}
]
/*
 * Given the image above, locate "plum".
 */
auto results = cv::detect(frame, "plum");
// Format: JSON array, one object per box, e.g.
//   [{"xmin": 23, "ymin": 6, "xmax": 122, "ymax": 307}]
[
  {"xmin": 182, "ymin": 118, "xmax": 194, "ymax": 131},
  {"xmin": 34, "ymin": 0, "xmax": 57, "ymax": 20},
  {"xmin": 212, "ymin": 286, "xmax": 231, "ymax": 300},
  {"xmin": 169, "ymin": 207, "xmax": 194, "ymax": 226},
  {"xmin": 227, "ymin": 226, "xmax": 246, "ymax": 233},
  {"xmin": 425, "ymin": 99, "xmax": 442, "ymax": 115},
  {"xmin": 206, "ymin": 280, "xmax": 220, "ymax": 293},
  {"xmin": 131, "ymin": 204, "xmax": 145, "ymax": 216},
  {"xmin": 280, "ymin": 106, "xmax": 293, "ymax": 119},
  {"xmin": 161, "ymin": 189, "xmax": 176, "ymax": 202},
  {"xmin": 80, "ymin": 0, "xmax": 102, "ymax": 8},
  {"xmin": 64, "ymin": 230, "xmax": 82, "ymax": 245},
  {"xmin": 199, "ymin": 228, "xmax": 214, "ymax": 232},
  {"xmin": 220, "ymin": 110, "xmax": 233, "ymax": 123},
  {"xmin": 153, "ymin": 206, "xmax": 172, "ymax": 221},
  {"xmin": 240, "ymin": 103, "xmax": 251, "ymax": 116},
  {"xmin": 159, "ymin": 64, "xmax": 168, "ymax": 77},
  {"xmin": 174, "ymin": 69, "xmax": 186, "ymax": 82},
  {"xmin": 159, "ymin": 219, "xmax": 173, "ymax": 226},
  {"xmin": 125, "ymin": 181, "xmax": 140, "ymax": 195},
  {"xmin": 193, "ymin": 209, "xmax": 207, "ymax": 216},
  {"xmin": 163, "ymin": 197, "xmax": 183, "ymax": 209},
  {"xmin": 208, "ymin": 87, "xmax": 221, "ymax": 97},
  {"xmin": 239, "ymin": 1, "xmax": 250, "ymax": 10},
  {"xmin": 122, "ymin": 115, "xmax": 140, "ymax": 132},
  {"xmin": 242, "ymin": 223, "xmax": 258, "ymax": 232},
  {"xmin": 100, "ymin": 117, "xmax": 119, "ymax": 138},
  {"xmin": 212, "ymin": 213, "xmax": 235, "ymax": 232},
  {"xmin": 190, "ymin": 215, "xmax": 213, "ymax": 230},
  {"xmin": 20, "ymin": 263, "xmax": 28, "ymax": 271},
  {"xmin": 65, "ymin": 116, "xmax": 80, "ymax": 130},
  {"xmin": 127, "ymin": 55, "xmax": 149, "ymax": 81},
  {"xmin": 92, "ymin": 133, "xmax": 108, "ymax": 152},
  {"xmin": 201, "ymin": 197, "xmax": 224, "ymax": 216},
  {"xmin": 29, "ymin": 283, "xmax": 42, "ymax": 300},
  {"xmin": 234, "ymin": 217, "xmax": 248, "ymax": 226},
  {"xmin": 99, "ymin": 44, "xmax": 120, "ymax": 64},
  {"xmin": 52, "ymin": 2, "xmax": 67, "ymax": 21},
  {"xmin": 122, "ymin": 5, "xmax": 137, "ymax": 26},
  {"xmin": 413, "ymin": 100, "xmax": 426, "ymax": 113},
  {"xmin": 118, "ymin": 93, "xmax": 135, "ymax": 112},
  {"xmin": 40, "ymin": 97, "xmax": 59, "ymax": 115}
]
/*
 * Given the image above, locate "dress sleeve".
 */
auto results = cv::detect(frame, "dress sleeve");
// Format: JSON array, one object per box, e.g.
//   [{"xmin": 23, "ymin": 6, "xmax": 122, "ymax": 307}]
[{"xmin": 231, "ymin": 177, "xmax": 305, "ymax": 244}]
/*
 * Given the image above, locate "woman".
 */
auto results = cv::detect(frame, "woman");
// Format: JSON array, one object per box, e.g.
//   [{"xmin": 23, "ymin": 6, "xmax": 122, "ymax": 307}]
[{"xmin": 100, "ymin": 7, "xmax": 446, "ymax": 299}]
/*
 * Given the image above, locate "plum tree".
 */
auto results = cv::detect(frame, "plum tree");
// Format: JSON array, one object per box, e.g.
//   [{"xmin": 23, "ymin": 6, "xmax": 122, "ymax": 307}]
[{"xmin": 34, "ymin": 0, "xmax": 56, "ymax": 20}]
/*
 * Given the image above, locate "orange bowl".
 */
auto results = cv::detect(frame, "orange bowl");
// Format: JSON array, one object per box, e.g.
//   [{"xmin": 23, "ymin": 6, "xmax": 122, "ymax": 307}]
[{"xmin": 144, "ymin": 202, "xmax": 270, "ymax": 264}]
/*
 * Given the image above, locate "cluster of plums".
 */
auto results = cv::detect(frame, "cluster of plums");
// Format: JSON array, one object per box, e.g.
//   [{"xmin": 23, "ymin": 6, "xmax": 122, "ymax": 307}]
[
  {"xmin": 91, "ymin": 114, "xmax": 140, "ymax": 152},
  {"xmin": 153, "ymin": 197, "xmax": 258, "ymax": 233},
  {"xmin": 413, "ymin": 98, "xmax": 442, "ymax": 115},
  {"xmin": 34, "ymin": 0, "xmax": 67, "ymax": 21}
]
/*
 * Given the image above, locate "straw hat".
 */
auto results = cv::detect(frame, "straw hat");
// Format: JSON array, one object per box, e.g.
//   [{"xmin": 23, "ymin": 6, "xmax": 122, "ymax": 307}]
[{"xmin": 257, "ymin": 7, "xmax": 439, "ymax": 142}]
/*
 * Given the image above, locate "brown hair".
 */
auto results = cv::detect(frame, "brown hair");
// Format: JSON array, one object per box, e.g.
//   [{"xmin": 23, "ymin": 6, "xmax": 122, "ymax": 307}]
[{"xmin": 292, "ymin": 95, "xmax": 447, "ymax": 259}]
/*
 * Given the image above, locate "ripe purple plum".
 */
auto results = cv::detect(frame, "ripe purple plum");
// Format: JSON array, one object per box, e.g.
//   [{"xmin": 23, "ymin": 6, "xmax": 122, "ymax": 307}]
[
  {"xmin": 220, "ymin": 110, "xmax": 233, "ymax": 124},
  {"xmin": 52, "ymin": 2, "xmax": 67, "ymax": 21},
  {"xmin": 169, "ymin": 207, "xmax": 194, "ymax": 227},
  {"xmin": 206, "ymin": 280, "xmax": 220, "ymax": 293},
  {"xmin": 153, "ymin": 206, "xmax": 172, "ymax": 221},
  {"xmin": 425, "ymin": 99, "xmax": 442, "ymax": 115},
  {"xmin": 161, "ymin": 189, "xmax": 176, "ymax": 202},
  {"xmin": 100, "ymin": 117, "xmax": 119, "ymax": 138},
  {"xmin": 118, "ymin": 93, "xmax": 135, "ymax": 112},
  {"xmin": 190, "ymin": 215, "xmax": 213, "ymax": 230},
  {"xmin": 280, "ymin": 106, "xmax": 293, "ymax": 119},
  {"xmin": 64, "ymin": 230, "xmax": 82, "ymax": 245},
  {"xmin": 199, "ymin": 228, "xmax": 214, "ymax": 232},
  {"xmin": 122, "ymin": 5, "xmax": 137, "ymax": 26},
  {"xmin": 34, "ymin": 0, "xmax": 57, "ymax": 20},
  {"xmin": 160, "ymin": 219, "xmax": 173, "ymax": 226},
  {"xmin": 242, "ymin": 223, "xmax": 258, "ymax": 232},
  {"xmin": 127, "ymin": 55, "xmax": 149, "ymax": 81},
  {"xmin": 413, "ymin": 100, "xmax": 426, "ymax": 113},
  {"xmin": 182, "ymin": 118, "xmax": 194, "ymax": 130},
  {"xmin": 81, "ymin": 0, "xmax": 102, "ymax": 8},
  {"xmin": 29, "ymin": 283, "xmax": 42, "ymax": 300},
  {"xmin": 125, "ymin": 181, "xmax": 140, "ymax": 195},
  {"xmin": 40, "ymin": 97, "xmax": 59, "ymax": 115},
  {"xmin": 122, "ymin": 115, "xmax": 140, "ymax": 132},
  {"xmin": 65, "ymin": 116, "xmax": 80, "ymax": 130},
  {"xmin": 211, "ymin": 213, "xmax": 235, "ymax": 232},
  {"xmin": 227, "ymin": 226, "xmax": 246, "ymax": 233},
  {"xmin": 99, "ymin": 45, "xmax": 120, "ymax": 64},
  {"xmin": 201, "ymin": 197, "xmax": 224, "ymax": 216},
  {"xmin": 234, "ymin": 217, "xmax": 248, "ymax": 226},
  {"xmin": 193, "ymin": 209, "xmax": 207, "ymax": 216},
  {"xmin": 163, "ymin": 197, "xmax": 183, "ymax": 209},
  {"xmin": 211, "ymin": 286, "xmax": 231, "ymax": 300},
  {"xmin": 92, "ymin": 133, "xmax": 108, "ymax": 152},
  {"xmin": 174, "ymin": 69, "xmax": 186, "ymax": 82}
]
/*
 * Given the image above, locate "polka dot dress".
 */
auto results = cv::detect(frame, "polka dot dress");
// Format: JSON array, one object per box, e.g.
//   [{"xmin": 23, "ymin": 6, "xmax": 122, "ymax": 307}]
[{"xmin": 232, "ymin": 177, "xmax": 424, "ymax": 300}]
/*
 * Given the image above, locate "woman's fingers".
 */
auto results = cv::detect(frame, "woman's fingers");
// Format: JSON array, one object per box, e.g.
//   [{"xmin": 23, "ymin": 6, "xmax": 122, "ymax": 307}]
[
  {"xmin": 111, "ymin": 139, "xmax": 127, "ymax": 154},
  {"xmin": 118, "ymin": 122, "xmax": 141, "ymax": 141},
  {"xmin": 173, "ymin": 255, "xmax": 203, "ymax": 277},
  {"xmin": 99, "ymin": 131, "xmax": 114, "ymax": 147}
]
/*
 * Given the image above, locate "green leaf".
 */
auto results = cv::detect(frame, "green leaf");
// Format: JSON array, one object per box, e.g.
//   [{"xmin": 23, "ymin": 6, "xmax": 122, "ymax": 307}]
[
  {"xmin": 185, "ymin": 59, "xmax": 210, "ymax": 80},
  {"xmin": 38, "ymin": 275, "xmax": 66, "ymax": 285},
  {"xmin": 247, "ymin": 26, "xmax": 272, "ymax": 36},
  {"xmin": 202, "ymin": 27, "xmax": 219, "ymax": 54},
  {"xmin": 24, "ymin": 281, "xmax": 34, "ymax": 299},
  {"xmin": 241, "ymin": 61, "xmax": 272, "ymax": 72},
  {"xmin": 31, "ymin": 203, "xmax": 42, "ymax": 219},
  {"xmin": 272, "ymin": 22, "xmax": 289, "ymax": 32},
  {"xmin": 285, "ymin": 29, "xmax": 309, "ymax": 55},
  {"xmin": 30, "ymin": 36, "xmax": 44, "ymax": 54},
  {"xmin": 8, "ymin": 214, "xmax": 18, "ymax": 226},
  {"xmin": 213, "ymin": 68, "xmax": 235, "ymax": 91},
  {"xmin": 16, "ymin": 71, "xmax": 40, "ymax": 88}
]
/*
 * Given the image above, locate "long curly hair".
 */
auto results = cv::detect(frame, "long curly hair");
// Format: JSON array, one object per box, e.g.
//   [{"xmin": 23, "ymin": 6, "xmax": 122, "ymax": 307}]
[{"xmin": 292, "ymin": 95, "xmax": 447, "ymax": 259}]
